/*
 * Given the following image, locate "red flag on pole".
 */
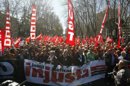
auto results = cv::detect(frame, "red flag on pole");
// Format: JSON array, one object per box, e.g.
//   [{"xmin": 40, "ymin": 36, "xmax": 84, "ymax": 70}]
[
  {"xmin": 0, "ymin": 29, "xmax": 5, "ymax": 55},
  {"xmin": 106, "ymin": 36, "xmax": 113, "ymax": 43},
  {"xmin": 4, "ymin": 7, "xmax": 11, "ymax": 48},
  {"xmin": 65, "ymin": 0, "xmax": 75, "ymax": 46},
  {"xmin": 14, "ymin": 37, "xmax": 21, "ymax": 48},
  {"xmin": 117, "ymin": 0, "xmax": 122, "ymax": 48},
  {"xmin": 36, "ymin": 33, "xmax": 42, "ymax": 41},
  {"xmin": 98, "ymin": 0, "xmax": 110, "ymax": 41},
  {"xmin": 30, "ymin": 4, "xmax": 36, "ymax": 41},
  {"xmin": 25, "ymin": 37, "xmax": 30, "ymax": 44}
]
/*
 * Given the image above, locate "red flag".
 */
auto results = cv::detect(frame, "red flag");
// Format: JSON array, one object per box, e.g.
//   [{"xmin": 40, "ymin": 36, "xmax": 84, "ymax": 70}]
[
  {"xmin": 36, "ymin": 34, "xmax": 42, "ymax": 41},
  {"xmin": 0, "ymin": 29, "xmax": 5, "ymax": 55},
  {"xmin": 75, "ymin": 37, "xmax": 80, "ymax": 45},
  {"xmin": 65, "ymin": 0, "xmax": 75, "ymax": 46},
  {"xmin": 117, "ymin": 0, "xmax": 122, "ymax": 48},
  {"xmin": 58, "ymin": 36, "xmax": 64, "ymax": 43},
  {"xmin": 4, "ymin": 7, "xmax": 11, "ymax": 48},
  {"xmin": 98, "ymin": 0, "xmax": 110, "ymax": 41},
  {"xmin": 51, "ymin": 36, "xmax": 58, "ymax": 43},
  {"xmin": 97, "ymin": 34, "xmax": 104, "ymax": 43},
  {"xmin": 30, "ymin": 4, "xmax": 36, "ymax": 40},
  {"xmin": 106, "ymin": 36, "xmax": 113, "ymax": 43},
  {"xmin": 43, "ymin": 36, "xmax": 51, "ymax": 45},
  {"xmin": 82, "ymin": 38, "xmax": 86, "ymax": 44},
  {"xmin": 14, "ymin": 37, "xmax": 21, "ymax": 48},
  {"xmin": 25, "ymin": 37, "xmax": 30, "ymax": 44}
]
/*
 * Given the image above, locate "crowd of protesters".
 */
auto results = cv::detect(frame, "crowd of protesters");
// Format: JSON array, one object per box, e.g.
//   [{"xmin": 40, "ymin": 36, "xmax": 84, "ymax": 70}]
[{"xmin": 1, "ymin": 38, "xmax": 130, "ymax": 86}]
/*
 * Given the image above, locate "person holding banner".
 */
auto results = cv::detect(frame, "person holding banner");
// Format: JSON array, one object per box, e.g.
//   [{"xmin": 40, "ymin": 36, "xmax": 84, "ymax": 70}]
[
  {"xmin": 114, "ymin": 60, "xmax": 130, "ymax": 86},
  {"xmin": 74, "ymin": 48, "xmax": 85, "ymax": 66}
]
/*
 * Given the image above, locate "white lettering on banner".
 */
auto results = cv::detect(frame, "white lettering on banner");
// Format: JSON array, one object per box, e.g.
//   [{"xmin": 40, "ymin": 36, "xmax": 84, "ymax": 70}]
[
  {"xmin": 4, "ymin": 10, "xmax": 11, "ymax": 47},
  {"xmin": 69, "ymin": 10, "xmax": 73, "ymax": 20},
  {"xmin": 6, "ymin": 21, "xmax": 10, "ymax": 24},
  {"xmin": 68, "ymin": 32, "xmax": 74, "ymax": 41},
  {"xmin": 4, "ymin": 39, "xmax": 11, "ymax": 46},
  {"xmin": 6, "ymin": 26, "xmax": 10, "ymax": 30},
  {"xmin": 6, "ymin": 17, "xmax": 10, "ymax": 20},
  {"xmin": 68, "ymin": 3, "xmax": 73, "ymax": 20},
  {"xmin": 30, "ymin": 5, "xmax": 36, "ymax": 40},
  {"xmin": 30, "ymin": 33, "xmax": 36, "ymax": 40},
  {"xmin": 68, "ymin": 21, "xmax": 74, "ymax": 30},
  {"xmin": 4, "ymin": 30, "xmax": 11, "ymax": 47},
  {"xmin": 32, "ymin": 8, "xmax": 36, "ymax": 12},
  {"xmin": 24, "ymin": 59, "xmax": 106, "ymax": 86},
  {"xmin": 0, "ymin": 62, "xmax": 14, "ymax": 75},
  {"xmin": 32, "ymin": 14, "xmax": 36, "ymax": 16},
  {"xmin": 31, "ymin": 17, "xmax": 36, "ymax": 20},
  {"xmin": 30, "ymin": 26, "xmax": 36, "ymax": 32},
  {"xmin": 5, "ymin": 30, "xmax": 11, "ymax": 38},
  {"xmin": 31, "ymin": 22, "xmax": 36, "ymax": 25}
]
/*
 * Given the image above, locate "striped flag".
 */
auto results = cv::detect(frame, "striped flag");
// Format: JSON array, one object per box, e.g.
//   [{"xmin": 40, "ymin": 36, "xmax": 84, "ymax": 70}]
[
  {"xmin": 98, "ymin": 0, "xmax": 110, "ymax": 41},
  {"xmin": 4, "ymin": 7, "xmax": 11, "ymax": 48},
  {"xmin": 117, "ymin": 0, "xmax": 122, "ymax": 48},
  {"xmin": 30, "ymin": 4, "xmax": 36, "ymax": 41},
  {"xmin": 14, "ymin": 37, "xmax": 21, "ymax": 48}
]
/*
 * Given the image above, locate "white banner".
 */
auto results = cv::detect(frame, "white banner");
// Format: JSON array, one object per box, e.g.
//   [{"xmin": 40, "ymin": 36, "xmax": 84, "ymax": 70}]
[{"xmin": 24, "ymin": 59, "xmax": 106, "ymax": 86}]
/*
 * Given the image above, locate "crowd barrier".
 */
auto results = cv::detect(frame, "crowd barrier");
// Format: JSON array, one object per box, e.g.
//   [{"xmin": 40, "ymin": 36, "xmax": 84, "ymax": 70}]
[{"xmin": 0, "ymin": 59, "xmax": 106, "ymax": 86}]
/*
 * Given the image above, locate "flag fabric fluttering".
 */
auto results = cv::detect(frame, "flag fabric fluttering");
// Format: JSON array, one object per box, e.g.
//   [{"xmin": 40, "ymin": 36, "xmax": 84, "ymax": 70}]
[
  {"xmin": 36, "ymin": 34, "xmax": 42, "ymax": 41},
  {"xmin": 25, "ymin": 37, "xmax": 30, "ymax": 44},
  {"xmin": 106, "ymin": 36, "xmax": 113, "ymax": 43},
  {"xmin": 98, "ymin": 0, "xmax": 110, "ymax": 41},
  {"xmin": 30, "ymin": 4, "xmax": 36, "ymax": 41},
  {"xmin": 14, "ymin": 37, "xmax": 21, "ymax": 48},
  {"xmin": 4, "ymin": 7, "xmax": 12, "ymax": 48},
  {"xmin": 65, "ymin": 0, "xmax": 75, "ymax": 46},
  {"xmin": 117, "ymin": 0, "xmax": 122, "ymax": 48},
  {"xmin": 0, "ymin": 29, "xmax": 5, "ymax": 55}
]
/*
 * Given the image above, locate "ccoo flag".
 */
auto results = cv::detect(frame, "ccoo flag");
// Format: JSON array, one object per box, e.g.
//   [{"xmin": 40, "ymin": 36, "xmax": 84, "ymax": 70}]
[
  {"xmin": 30, "ymin": 4, "xmax": 36, "ymax": 41},
  {"xmin": 4, "ymin": 7, "xmax": 12, "ymax": 48}
]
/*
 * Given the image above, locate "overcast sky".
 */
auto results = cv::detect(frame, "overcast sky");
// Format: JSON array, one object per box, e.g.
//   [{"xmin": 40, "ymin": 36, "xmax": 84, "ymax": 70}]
[{"xmin": 51, "ymin": 0, "xmax": 67, "ymax": 34}]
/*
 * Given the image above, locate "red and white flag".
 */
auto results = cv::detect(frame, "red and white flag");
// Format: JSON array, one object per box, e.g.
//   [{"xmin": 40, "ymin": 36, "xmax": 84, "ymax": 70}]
[
  {"xmin": 30, "ymin": 4, "xmax": 36, "ymax": 41},
  {"xmin": 65, "ymin": 0, "xmax": 75, "ymax": 46},
  {"xmin": 4, "ymin": 7, "xmax": 12, "ymax": 48},
  {"xmin": 106, "ymin": 36, "xmax": 113, "ymax": 43},
  {"xmin": 98, "ymin": 0, "xmax": 110, "ymax": 41},
  {"xmin": 0, "ymin": 29, "xmax": 5, "ymax": 55},
  {"xmin": 117, "ymin": 0, "xmax": 122, "ymax": 48},
  {"xmin": 25, "ymin": 36, "xmax": 30, "ymax": 44},
  {"xmin": 36, "ymin": 33, "xmax": 42, "ymax": 41},
  {"xmin": 14, "ymin": 37, "xmax": 21, "ymax": 48}
]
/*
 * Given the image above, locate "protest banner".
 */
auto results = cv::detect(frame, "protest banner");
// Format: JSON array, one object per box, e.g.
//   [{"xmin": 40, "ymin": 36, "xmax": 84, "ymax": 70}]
[{"xmin": 24, "ymin": 59, "xmax": 106, "ymax": 86}]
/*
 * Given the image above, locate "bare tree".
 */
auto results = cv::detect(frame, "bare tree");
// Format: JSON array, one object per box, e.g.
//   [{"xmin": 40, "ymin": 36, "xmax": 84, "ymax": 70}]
[{"xmin": 0, "ymin": 0, "xmax": 63, "ymax": 37}]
